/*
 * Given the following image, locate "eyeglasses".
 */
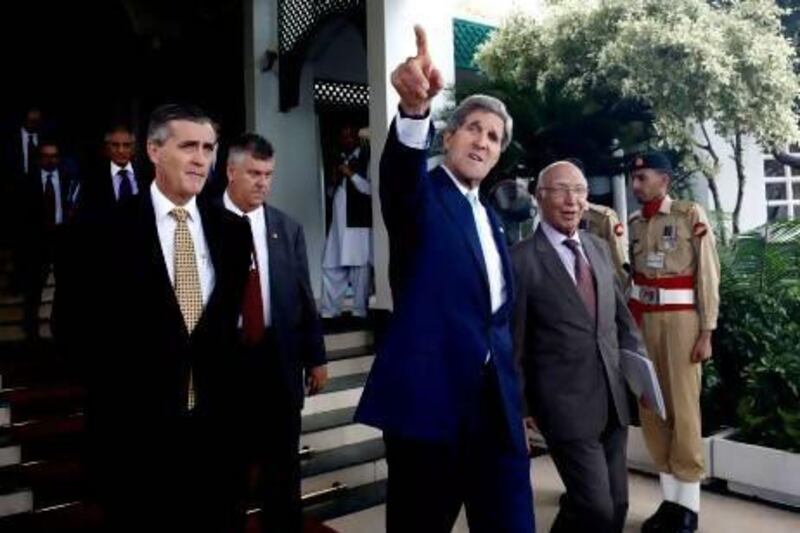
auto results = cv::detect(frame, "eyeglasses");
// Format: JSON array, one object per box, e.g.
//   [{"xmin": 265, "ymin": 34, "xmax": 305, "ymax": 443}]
[{"xmin": 539, "ymin": 185, "xmax": 589, "ymax": 198}]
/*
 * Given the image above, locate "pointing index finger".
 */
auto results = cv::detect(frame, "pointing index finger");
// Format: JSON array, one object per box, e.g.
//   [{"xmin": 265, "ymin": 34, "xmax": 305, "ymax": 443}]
[{"xmin": 414, "ymin": 24, "xmax": 429, "ymax": 60}]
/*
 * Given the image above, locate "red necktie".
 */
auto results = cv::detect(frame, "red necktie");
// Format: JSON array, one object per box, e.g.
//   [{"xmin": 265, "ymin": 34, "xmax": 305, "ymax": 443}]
[
  {"xmin": 241, "ymin": 217, "xmax": 265, "ymax": 345},
  {"xmin": 563, "ymin": 239, "xmax": 596, "ymax": 322}
]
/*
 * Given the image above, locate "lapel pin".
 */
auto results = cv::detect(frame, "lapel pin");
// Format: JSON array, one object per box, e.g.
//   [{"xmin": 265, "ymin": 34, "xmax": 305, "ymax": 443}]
[{"xmin": 271, "ymin": 233, "xmax": 279, "ymax": 239}]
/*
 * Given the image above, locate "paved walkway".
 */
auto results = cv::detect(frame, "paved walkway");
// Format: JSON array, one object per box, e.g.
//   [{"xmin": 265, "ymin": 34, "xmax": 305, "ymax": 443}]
[{"xmin": 326, "ymin": 454, "xmax": 800, "ymax": 532}]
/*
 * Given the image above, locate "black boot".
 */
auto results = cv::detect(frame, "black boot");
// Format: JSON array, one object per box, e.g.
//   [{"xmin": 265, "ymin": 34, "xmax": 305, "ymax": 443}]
[
  {"xmin": 671, "ymin": 504, "xmax": 698, "ymax": 533},
  {"xmin": 641, "ymin": 501, "xmax": 676, "ymax": 532}
]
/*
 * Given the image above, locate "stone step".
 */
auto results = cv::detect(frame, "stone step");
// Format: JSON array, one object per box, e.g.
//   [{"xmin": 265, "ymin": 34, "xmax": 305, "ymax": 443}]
[
  {"xmin": 324, "ymin": 330, "xmax": 373, "ymax": 355},
  {"xmin": 0, "ymin": 488, "xmax": 33, "ymax": 519},
  {"xmin": 306, "ymin": 479, "xmax": 387, "ymax": 525}
]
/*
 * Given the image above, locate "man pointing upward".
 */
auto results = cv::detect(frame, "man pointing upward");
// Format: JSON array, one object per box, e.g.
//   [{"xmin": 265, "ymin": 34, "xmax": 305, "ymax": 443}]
[{"xmin": 356, "ymin": 26, "xmax": 535, "ymax": 533}]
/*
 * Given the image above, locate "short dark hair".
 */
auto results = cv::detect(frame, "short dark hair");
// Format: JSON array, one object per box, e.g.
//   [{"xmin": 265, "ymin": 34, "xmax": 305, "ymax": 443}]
[
  {"xmin": 105, "ymin": 123, "xmax": 135, "ymax": 141},
  {"xmin": 146, "ymin": 103, "xmax": 216, "ymax": 145},
  {"xmin": 227, "ymin": 133, "xmax": 274, "ymax": 164},
  {"xmin": 37, "ymin": 136, "xmax": 60, "ymax": 151}
]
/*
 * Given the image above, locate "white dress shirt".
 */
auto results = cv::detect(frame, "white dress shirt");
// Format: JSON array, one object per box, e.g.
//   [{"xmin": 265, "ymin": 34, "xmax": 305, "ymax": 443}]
[
  {"xmin": 150, "ymin": 181, "xmax": 214, "ymax": 306},
  {"xmin": 40, "ymin": 169, "xmax": 64, "ymax": 225},
  {"xmin": 22, "ymin": 128, "xmax": 37, "ymax": 174},
  {"xmin": 396, "ymin": 113, "xmax": 507, "ymax": 313},
  {"xmin": 441, "ymin": 166, "xmax": 507, "ymax": 313},
  {"xmin": 539, "ymin": 220, "xmax": 590, "ymax": 284},
  {"xmin": 111, "ymin": 162, "xmax": 138, "ymax": 199},
  {"xmin": 223, "ymin": 192, "xmax": 272, "ymax": 326}
]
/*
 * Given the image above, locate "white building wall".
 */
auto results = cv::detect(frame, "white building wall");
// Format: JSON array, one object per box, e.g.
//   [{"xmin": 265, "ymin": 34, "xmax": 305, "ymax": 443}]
[
  {"xmin": 245, "ymin": 1, "xmax": 368, "ymax": 298},
  {"xmin": 694, "ymin": 124, "xmax": 768, "ymax": 233},
  {"xmin": 367, "ymin": 0, "xmax": 456, "ymax": 310}
]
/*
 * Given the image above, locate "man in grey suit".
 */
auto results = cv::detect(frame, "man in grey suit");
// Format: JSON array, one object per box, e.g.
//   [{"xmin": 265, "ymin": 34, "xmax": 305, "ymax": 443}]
[{"xmin": 513, "ymin": 161, "xmax": 646, "ymax": 533}]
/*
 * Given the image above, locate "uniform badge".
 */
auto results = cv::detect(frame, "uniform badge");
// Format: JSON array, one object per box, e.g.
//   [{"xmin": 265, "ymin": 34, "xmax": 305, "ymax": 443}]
[
  {"xmin": 646, "ymin": 252, "xmax": 666, "ymax": 269},
  {"xmin": 661, "ymin": 224, "xmax": 678, "ymax": 251}
]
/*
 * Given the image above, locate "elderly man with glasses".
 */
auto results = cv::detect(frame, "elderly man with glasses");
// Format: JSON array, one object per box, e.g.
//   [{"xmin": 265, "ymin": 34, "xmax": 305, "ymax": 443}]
[{"xmin": 512, "ymin": 161, "xmax": 647, "ymax": 533}]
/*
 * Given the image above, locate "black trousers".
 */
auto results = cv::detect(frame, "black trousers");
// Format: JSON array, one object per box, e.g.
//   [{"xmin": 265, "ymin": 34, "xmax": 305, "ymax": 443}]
[
  {"xmin": 547, "ymin": 422, "xmax": 629, "ymax": 533},
  {"xmin": 98, "ymin": 412, "xmax": 243, "ymax": 533},
  {"xmin": 242, "ymin": 330, "xmax": 303, "ymax": 533},
  {"xmin": 383, "ymin": 365, "xmax": 534, "ymax": 533}
]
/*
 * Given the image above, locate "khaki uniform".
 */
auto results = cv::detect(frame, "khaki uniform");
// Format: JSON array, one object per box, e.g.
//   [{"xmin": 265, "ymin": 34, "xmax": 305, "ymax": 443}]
[
  {"xmin": 582, "ymin": 203, "xmax": 629, "ymax": 285},
  {"xmin": 628, "ymin": 196, "xmax": 720, "ymax": 482}
]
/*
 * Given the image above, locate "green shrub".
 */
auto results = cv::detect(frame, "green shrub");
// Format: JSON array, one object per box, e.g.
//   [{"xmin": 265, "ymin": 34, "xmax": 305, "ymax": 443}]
[{"xmin": 706, "ymin": 221, "xmax": 800, "ymax": 450}]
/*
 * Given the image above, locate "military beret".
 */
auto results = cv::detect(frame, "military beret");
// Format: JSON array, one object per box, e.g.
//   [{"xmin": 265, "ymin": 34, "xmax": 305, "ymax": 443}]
[{"xmin": 628, "ymin": 152, "xmax": 673, "ymax": 174}]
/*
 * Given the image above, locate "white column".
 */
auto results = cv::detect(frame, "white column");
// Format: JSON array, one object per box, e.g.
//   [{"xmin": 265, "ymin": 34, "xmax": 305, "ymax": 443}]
[
  {"xmin": 611, "ymin": 146, "xmax": 628, "ymax": 224},
  {"xmin": 245, "ymin": 0, "xmax": 326, "ymax": 297},
  {"xmin": 367, "ymin": 0, "xmax": 456, "ymax": 311}
]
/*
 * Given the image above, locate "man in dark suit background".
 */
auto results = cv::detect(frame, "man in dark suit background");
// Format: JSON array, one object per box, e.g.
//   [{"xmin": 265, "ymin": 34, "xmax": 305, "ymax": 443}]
[
  {"xmin": 20, "ymin": 137, "xmax": 78, "ymax": 340},
  {"xmin": 355, "ymin": 26, "xmax": 534, "ymax": 533},
  {"xmin": 60, "ymin": 103, "xmax": 251, "ymax": 532},
  {"xmin": 2, "ymin": 105, "xmax": 43, "ymax": 182},
  {"xmin": 512, "ymin": 161, "xmax": 646, "ymax": 533},
  {"xmin": 78, "ymin": 123, "xmax": 146, "ymax": 218},
  {"xmin": 222, "ymin": 133, "xmax": 327, "ymax": 532},
  {"xmin": 2, "ymin": 106, "xmax": 45, "ymax": 287}
]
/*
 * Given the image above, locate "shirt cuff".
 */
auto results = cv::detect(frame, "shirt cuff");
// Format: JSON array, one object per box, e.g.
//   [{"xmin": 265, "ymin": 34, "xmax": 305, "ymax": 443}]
[{"xmin": 395, "ymin": 113, "xmax": 431, "ymax": 150}]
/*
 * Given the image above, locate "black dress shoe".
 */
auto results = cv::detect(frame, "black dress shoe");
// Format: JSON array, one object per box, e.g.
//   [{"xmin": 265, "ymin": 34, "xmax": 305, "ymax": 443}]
[{"xmin": 641, "ymin": 501, "xmax": 675, "ymax": 532}]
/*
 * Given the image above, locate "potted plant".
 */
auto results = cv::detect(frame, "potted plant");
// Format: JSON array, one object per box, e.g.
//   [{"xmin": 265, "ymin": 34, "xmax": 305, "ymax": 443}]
[{"xmin": 710, "ymin": 221, "xmax": 800, "ymax": 506}]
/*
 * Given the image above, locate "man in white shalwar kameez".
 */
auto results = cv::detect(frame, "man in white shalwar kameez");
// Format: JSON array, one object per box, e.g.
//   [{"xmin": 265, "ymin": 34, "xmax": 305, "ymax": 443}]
[{"xmin": 321, "ymin": 125, "xmax": 372, "ymax": 318}]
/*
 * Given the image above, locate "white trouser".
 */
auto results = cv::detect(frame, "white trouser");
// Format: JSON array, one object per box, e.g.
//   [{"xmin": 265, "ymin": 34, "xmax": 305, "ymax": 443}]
[{"xmin": 321, "ymin": 265, "xmax": 370, "ymax": 317}]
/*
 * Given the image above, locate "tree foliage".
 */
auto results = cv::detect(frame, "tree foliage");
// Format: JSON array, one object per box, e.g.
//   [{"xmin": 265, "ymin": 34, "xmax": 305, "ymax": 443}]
[
  {"xmin": 475, "ymin": 0, "xmax": 800, "ymax": 233},
  {"xmin": 477, "ymin": 0, "xmax": 800, "ymax": 151}
]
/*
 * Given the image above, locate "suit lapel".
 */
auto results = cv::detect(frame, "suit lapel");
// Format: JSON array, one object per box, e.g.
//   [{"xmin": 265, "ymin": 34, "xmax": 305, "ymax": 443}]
[
  {"xmin": 534, "ymin": 226, "xmax": 590, "ymax": 320},
  {"xmin": 264, "ymin": 205, "xmax": 282, "ymax": 318},
  {"xmin": 580, "ymin": 232, "xmax": 609, "ymax": 325},
  {"xmin": 195, "ymin": 200, "xmax": 224, "ymax": 333},
  {"xmin": 104, "ymin": 168, "xmax": 117, "ymax": 205},
  {"xmin": 432, "ymin": 168, "xmax": 490, "ymax": 296}
]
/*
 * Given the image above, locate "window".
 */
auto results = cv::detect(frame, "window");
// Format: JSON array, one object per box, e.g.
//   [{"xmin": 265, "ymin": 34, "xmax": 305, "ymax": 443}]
[{"xmin": 763, "ymin": 154, "xmax": 800, "ymax": 220}]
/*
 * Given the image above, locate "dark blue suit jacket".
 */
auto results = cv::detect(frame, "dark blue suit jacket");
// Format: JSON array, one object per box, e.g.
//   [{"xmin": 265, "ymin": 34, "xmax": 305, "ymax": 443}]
[{"xmin": 355, "ymin": 120, "xmax": 526, "ymax": 454}]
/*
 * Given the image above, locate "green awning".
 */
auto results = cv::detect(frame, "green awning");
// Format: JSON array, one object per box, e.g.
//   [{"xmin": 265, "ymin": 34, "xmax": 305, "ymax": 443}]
[{"xmin": 453, "ymin": 18, "xmax": 495, "ymax": 71}]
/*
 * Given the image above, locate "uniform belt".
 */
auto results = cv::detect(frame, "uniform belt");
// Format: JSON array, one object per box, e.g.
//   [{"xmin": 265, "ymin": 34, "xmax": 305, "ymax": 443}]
[
  {"xmin": 628, "ymin": 274, "xmax": 696, "ymax": 323},
  {"xmin": 629, "ymin": 285, "xmax": 695, "ymax": 306}
]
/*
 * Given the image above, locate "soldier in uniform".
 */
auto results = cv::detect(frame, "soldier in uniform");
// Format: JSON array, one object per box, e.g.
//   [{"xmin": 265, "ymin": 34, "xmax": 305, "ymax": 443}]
[
  {"xmin": 582, "ymin": 202, "xmax": 629, "ymax": 285},
  {"xmin": 627, "ymin": 153, "xmax": 720, "ymax": 533}
]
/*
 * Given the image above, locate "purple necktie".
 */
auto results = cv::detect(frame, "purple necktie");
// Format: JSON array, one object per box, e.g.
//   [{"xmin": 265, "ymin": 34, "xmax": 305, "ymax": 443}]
[
  {"xmin": 117, "ymin": 169, "xmax": 132, "ymax": 200},
  {"xmin": 563, "ymin": 239, "xmax": 596, "ymax": 322}
]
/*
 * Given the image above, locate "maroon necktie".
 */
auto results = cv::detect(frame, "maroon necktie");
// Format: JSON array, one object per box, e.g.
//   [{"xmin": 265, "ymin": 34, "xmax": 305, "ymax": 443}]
[
  {"xmin": 241, "ymin": 217, "xmax": 265, "ymax": 345},
  {"xmin": 563, "ymin": 239, "xmax": 596, "ymax": 322}
]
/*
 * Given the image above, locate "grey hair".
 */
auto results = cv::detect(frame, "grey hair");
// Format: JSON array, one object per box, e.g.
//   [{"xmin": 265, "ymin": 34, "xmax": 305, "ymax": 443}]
[
  {"xmin": 146, "ymin": 103, "xmax": 217, "ymax": 146},
  {"xmin": 535, "ymin": 161, "xmax": 588, "ymax": 194},
  {"xmin": 444, "ymin": 94, "xmax": 513, "ymax": 151}
]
